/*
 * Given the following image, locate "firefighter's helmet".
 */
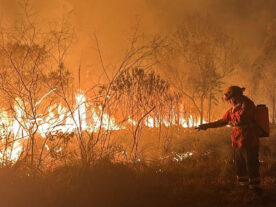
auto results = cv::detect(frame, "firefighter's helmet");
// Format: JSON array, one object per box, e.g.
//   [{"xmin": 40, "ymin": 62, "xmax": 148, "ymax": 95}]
[{"xmin": 224, "ymin": 86, "xmax": 245, "ymax": 101}]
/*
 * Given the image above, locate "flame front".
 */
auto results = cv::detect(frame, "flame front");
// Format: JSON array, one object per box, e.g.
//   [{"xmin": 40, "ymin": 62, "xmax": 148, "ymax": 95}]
[{"xmin": 0, "ymin": 92, "xmax": 204, "ymax": 163}]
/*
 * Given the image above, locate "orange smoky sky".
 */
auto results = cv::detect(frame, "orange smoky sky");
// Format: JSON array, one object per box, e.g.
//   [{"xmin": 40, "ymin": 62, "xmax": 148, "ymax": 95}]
[{"xmin": 0, "ymin": 0, "xmax": 276, "ymax": 87}]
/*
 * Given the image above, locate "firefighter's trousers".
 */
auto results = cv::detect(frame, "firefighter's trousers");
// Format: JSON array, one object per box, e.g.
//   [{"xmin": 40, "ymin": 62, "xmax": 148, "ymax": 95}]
[{"xmin": 234, "ymin": 146, "xmax": 260, "ymax": 189}]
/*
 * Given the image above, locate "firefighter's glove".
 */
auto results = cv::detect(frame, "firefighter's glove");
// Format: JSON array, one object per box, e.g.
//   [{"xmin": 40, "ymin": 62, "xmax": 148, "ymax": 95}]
[{"xmin": 195, "ymin": 124, "xmax": 208, "ymax": 131}]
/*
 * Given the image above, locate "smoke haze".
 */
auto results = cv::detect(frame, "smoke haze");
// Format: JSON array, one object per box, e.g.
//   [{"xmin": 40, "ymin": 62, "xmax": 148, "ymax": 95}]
[{"xmin": 0, "ymin": 0, "xmax": 276, "ymax": 86}]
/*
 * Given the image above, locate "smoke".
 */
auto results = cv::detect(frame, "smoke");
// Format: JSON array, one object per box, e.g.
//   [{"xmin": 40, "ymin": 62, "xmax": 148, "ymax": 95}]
[{"xmin": 0, "ymin": 0, "xmax": 276, "ymax": 85}]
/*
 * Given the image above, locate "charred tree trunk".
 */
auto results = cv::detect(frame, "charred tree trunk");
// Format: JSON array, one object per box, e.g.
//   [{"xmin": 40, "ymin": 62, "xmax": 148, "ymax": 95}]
[
  {"xmin": 200, "ymin": 94, "xmax": 204, "ymax": 125},
  {"xmin": 208, "ymin": 92, "xmax": 212, "ymax": 122}
]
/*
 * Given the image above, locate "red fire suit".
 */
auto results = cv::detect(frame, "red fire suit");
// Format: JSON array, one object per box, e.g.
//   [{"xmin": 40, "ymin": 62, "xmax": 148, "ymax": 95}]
[
  {"xmin": 206, "ymin": 95, "xmax": 260, "ymax": 188},
  {"xmin": 221, "ymin": 95, "xmax": 259, "ymax": 148}
]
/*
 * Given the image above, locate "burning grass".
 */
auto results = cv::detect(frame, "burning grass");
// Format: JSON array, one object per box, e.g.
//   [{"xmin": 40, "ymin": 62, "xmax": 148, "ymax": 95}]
[{"xmin": 0, "ymin": 127, "xmax": 275, "ymax": 207}]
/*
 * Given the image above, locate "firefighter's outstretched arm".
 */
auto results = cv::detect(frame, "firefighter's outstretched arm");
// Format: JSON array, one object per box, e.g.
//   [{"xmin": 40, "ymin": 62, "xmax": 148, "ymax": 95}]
[{"xmin": 195, "ymin": 119, "xmax": 228, "ymax": 131}]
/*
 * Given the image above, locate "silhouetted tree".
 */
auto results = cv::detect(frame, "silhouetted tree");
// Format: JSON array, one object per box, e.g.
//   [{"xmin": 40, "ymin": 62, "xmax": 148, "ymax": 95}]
[
  {"xmin": 253, "ymin": 19, "xmax": 276, "ymax": 124},
  {"xmin": 157, "ymin": 15, "xmax": 239, "ymax": 124}
]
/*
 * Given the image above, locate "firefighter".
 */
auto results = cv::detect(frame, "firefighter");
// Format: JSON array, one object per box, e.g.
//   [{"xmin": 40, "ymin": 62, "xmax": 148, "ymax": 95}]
[{"xmin": 196, "ymin": 86, "xmax": 261, "ymax": 192}]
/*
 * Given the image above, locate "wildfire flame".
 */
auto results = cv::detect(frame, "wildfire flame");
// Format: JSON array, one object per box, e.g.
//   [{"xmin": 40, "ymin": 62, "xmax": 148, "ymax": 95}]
[{"xmin": 0, "ymin": 92, "xmax": 204, "ymax": 163}]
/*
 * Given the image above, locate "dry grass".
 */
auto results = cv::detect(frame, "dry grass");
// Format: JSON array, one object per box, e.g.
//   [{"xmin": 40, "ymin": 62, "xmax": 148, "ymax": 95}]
[{"xmin": 0, "ymin": 127, "xmax": 275, "ymax": 207}]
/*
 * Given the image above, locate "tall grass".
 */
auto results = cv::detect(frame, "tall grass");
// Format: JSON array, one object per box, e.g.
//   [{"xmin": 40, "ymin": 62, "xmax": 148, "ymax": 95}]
[{"xmin": 0, "ymin": 127, "xmax": 275, "ymax": 207}]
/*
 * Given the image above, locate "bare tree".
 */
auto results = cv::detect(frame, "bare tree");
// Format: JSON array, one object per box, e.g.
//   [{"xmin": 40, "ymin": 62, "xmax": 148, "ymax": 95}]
[
  {"xmin": 157, "ymin": 15, "xmax": 239, "ymax": 124},
  {"xmin": 253, "ymin": 19, "xmax": 276, "ymax": 124},
  {"xmin": 0, "ymin": 2, "xmax": 73, "ymax": 170}
]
